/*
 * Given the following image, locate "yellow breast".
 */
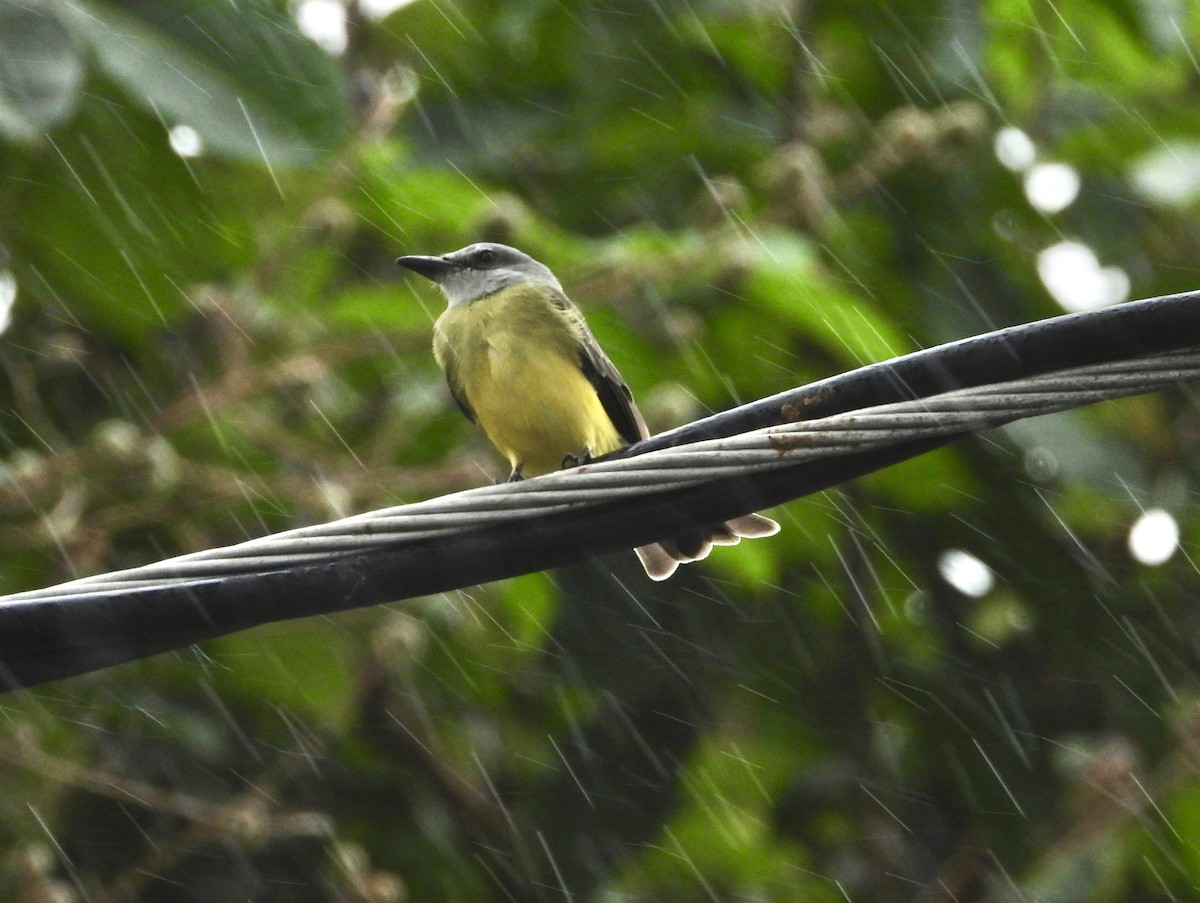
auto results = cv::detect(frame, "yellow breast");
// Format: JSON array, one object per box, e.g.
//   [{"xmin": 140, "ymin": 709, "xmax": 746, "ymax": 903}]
[{"xmin": 433, "ymin": 285, "xmax": 625, "ymax": 477}]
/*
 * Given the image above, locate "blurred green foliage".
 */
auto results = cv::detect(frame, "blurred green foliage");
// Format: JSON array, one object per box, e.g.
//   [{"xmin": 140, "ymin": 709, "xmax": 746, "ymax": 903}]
[{"xmin": 3, "ymin": 0, "xmax": 1200, "ymax": 900}]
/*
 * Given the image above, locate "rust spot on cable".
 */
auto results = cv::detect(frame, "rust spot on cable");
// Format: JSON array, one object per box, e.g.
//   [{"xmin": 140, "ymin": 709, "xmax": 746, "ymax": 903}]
[
  {"xmin": 768, "ymin": 433, "xmax": 815, "ymax": 455},
  {"xmin": 780, "ymin": 392, "xmax": 827, "ymax": 423}
]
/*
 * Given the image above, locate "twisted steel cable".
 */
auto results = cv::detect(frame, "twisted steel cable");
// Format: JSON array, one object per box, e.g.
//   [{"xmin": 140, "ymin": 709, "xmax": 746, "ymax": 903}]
[
  {"xmin": 2, "ymin": 290, "xmax": 1199, "ymax": 691},
  {"xmin": 6, "ymin": 348, "xmax": 1198, "ymax": 601}
]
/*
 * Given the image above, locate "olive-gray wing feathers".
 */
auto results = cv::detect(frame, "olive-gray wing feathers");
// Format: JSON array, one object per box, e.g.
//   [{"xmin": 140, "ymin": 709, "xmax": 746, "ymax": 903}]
[
  {"xmin": 435, "ymin": 342, "xmax": 477, "ymax": 423},
  {"xmin": 548, "ymin": 289, "xmax": 648, "ymax": 445}
]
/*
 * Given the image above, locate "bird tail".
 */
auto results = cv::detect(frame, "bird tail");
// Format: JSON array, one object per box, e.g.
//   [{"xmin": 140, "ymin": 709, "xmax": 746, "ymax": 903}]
[{"xmin": 634, "ymin": 514, "xmax": 780, "ymax": 581}]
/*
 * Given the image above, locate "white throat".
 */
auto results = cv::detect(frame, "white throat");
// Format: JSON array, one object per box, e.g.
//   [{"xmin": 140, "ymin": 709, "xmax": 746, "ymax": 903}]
[{"xmin": 440, "ymin": 268, "xmax": 562, "ymax": 308}]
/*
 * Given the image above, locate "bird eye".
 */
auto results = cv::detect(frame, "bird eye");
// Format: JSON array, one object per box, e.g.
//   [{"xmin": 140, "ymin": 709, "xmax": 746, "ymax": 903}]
[{"xmin": 475, "ymin": 249, "xmax": 497, "ymax": 266}]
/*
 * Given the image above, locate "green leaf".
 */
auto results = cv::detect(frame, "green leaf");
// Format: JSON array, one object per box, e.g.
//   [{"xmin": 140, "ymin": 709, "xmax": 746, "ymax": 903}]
[
  {"xmin": 354, "ymin": 154, "xmax": 498, "ymax": 246},
  {"xmin": 58, "ymin": 0, "xmax": 350, "ymax": 165},
  {"xmin": 742, "ymin": 232, "xmax": 910, "ymax": 365},
  {"xmin": 0, "ymin": 1, "xmax": 84, "ymax": 140},
  {"xmin": 329, "ymin": 282, "xmax": 437, "ymax": 332},
  {"xmin": 862, "ymin": 446, "xmax": 978, "ymax": 511},
  {"xmin": 7, "ymin": 86, "xmax": 256, "ymax": 345},
  {"xmin": 214, "ymin": 621, "xmax": 358, "ymax": 725}
]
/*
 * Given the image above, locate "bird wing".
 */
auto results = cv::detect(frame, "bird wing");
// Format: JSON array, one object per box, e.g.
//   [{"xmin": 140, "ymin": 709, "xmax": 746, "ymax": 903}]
[
  {"xmin": 548, "ymin": 288, "xmax": 649, "ymax": 445},
  {"xmin": 446, "ymin": 380, "xmax": 476, "ymax": 423},
  {"xmin": 432, "ymin": 331, "xmax": 477, "ymax": 423}
]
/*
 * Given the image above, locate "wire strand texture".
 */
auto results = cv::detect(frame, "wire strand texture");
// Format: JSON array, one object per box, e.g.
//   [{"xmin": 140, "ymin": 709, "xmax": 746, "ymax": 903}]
[{"xmin": 7, "ymin": 347, "xmax": 1198, "ymax": 603}]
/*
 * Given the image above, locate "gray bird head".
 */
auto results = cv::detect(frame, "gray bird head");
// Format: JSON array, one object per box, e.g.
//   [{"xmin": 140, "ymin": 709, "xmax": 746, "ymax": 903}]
[{"xmin": 395, "ymin": 243, "xmax": 562, "ymax": 308}]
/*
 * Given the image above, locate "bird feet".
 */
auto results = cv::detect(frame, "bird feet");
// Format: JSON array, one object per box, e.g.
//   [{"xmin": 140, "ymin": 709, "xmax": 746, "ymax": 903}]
[{"xmin": 562, "ymin": 447, "xmax": 593, "ymax": 469}]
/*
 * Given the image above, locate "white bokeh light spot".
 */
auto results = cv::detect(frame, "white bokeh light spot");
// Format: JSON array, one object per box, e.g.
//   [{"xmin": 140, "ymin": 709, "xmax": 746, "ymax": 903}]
[
  {"xmin": 168, "ymin": 124, "xmax": 204, "ymax": 158},
  {"xmin": 0, "ymin": 270, "xmax": 16, "ymax": 336},
  {"xmin": 1128, "ymin": 508, "xmax": 1179, "ymax": 566},
  {"xmin": 1024, "ymin": 162, "xmax": 1080, "ymax": 214},
  {"xmin": 1037, "ymin": 241, "xmax": 1130, "ymax": 312},
  {"xmin": 938, "ymin": 549, "xmax": 995, "ymax": 598},
  {"xmin": 295, "ymin": 0, "xmax": 348, "ymax": 55},
  {"xmin": 359, "ymin": 0, "xmax": 418, "ymax": 19},
  {"xmin": 995, "ymin": 126, "xmax": 1037, "ymax": 172},
  {"xmin": 1130, "ymin": 142, "xmax": 1200, "ymax": 206}
]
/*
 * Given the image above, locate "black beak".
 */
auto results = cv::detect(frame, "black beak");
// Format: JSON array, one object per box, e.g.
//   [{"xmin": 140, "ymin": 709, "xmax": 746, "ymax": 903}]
[{"xmin": 395, "ymin": 254, "xmax": 454, "ymax": 282}]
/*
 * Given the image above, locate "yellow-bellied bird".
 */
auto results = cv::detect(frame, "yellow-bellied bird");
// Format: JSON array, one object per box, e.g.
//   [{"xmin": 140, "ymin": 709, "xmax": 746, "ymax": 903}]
[{"xmin": 396, "ymin": 243, "xmax": 779, "ymax": 580}]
